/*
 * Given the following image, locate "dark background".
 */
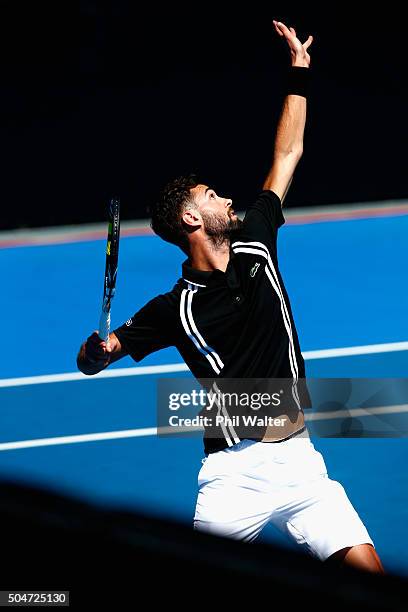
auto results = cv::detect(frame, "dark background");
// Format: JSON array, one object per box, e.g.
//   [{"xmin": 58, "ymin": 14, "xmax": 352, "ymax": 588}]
[{"xmin": 0, "ymin": 1, "xmax": 407, "ymax": 229}]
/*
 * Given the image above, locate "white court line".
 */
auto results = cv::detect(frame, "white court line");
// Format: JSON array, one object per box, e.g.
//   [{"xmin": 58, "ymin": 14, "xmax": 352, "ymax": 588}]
[
  {"xmin": 302, "ymin": 341, "xmax": 408, "ymax": 360},
  {"xmin": 1, "ymin": 341, "xmax": 408, "ymax": 389},
  {"xmin": 0, "ymin": 404, "xmax": 407, "ymax": 451},
  {"xmin": 0, "ymin": 426, "xmax": 201, "ymax": 451},
  {"xmin": 0, "ymin": 363, "xmax": 189, "ymax": 388}
]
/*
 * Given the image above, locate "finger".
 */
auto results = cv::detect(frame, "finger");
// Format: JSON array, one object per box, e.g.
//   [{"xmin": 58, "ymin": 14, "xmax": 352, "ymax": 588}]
[
  {"xmin": 289, "ymin": 27, "xmax": 297, "ymax": 38},
  {"xmin": 87, "ymin": 335, "xmax": 107, "ymax": 356},
  {"xmin": 88, "ymin": 335, "xmax": 106, "ymax": 350},
  {"xmin": 303, "ymin": 35, "xmax": 313, "ymax": 51},
  {"xmin": 272, "ymin": 20, "xmax": 284, "ymax": 36},
  {"xmin": 87, "ymin": 345, "xmax": 106, "ymax": 357},
  {"xmin": 85, "ymin": 342, "xmax": 106, "ymax": 361},
  {"xmin": 274, "ymin": 21, "xmax": 293, "ymax": 38}
]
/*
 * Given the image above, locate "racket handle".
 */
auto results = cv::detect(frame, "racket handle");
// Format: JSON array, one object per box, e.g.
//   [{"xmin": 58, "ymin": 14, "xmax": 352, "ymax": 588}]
[{"xmin": 99, "ymin": 310, "xmax": 111, "ymax": 344}]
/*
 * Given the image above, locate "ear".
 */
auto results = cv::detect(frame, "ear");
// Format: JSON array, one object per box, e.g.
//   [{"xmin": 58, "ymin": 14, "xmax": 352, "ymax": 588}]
[{"xmin": 182, "ymin": 208, "xmax": 202, "ymax": 228}]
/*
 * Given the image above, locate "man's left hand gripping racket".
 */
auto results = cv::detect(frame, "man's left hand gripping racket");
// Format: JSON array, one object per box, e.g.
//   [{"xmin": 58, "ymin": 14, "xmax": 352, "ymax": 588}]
[{"xmin": 99, "ymin": 197, "xmax": 121, "ymax": 344}]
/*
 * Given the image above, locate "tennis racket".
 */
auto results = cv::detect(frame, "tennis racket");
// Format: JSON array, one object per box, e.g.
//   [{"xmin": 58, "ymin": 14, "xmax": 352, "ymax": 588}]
[{"xmin": 99, "ymin": 197, "xmax": 121, "ymax": 344}]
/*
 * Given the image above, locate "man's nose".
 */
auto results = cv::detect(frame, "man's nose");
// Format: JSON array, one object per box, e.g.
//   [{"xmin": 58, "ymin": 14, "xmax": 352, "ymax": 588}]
[{"xmin": 225, "ymin": 198, "xmax": 232, "ymax": 207}]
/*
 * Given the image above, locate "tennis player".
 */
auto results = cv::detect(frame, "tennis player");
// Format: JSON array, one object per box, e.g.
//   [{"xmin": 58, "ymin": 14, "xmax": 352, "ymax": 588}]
[{"xmin": 77, "ymin": 20, "xmax": 384, "ymax": 573}]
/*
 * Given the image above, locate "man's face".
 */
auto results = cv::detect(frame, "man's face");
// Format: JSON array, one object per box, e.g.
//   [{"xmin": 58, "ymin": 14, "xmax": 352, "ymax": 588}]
[{"xmin": 188, "ymin": 184, "xmax": 241, "ymax": 239}]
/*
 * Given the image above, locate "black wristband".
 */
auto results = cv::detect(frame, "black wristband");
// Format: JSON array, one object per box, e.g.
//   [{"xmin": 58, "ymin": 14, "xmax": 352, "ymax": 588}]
[{"xmin": 286, "ymin": 66, "xmax": 310, "ymax": 97}]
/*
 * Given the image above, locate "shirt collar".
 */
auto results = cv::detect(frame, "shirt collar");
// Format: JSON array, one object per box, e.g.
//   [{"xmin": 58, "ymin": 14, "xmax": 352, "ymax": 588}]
[
  {"xmin": 182, "ymin": 260, "xmax": 215, "ymax": 287},
  {"xmin": 181, "ymin": 250, "xmax": 237, "ymax": 288}
]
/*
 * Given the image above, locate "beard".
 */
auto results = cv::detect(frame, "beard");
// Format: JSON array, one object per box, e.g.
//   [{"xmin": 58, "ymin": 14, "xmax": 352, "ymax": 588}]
[{"xmin": 201, "ymin": 210, "xmax": 243, "ymax": 249}]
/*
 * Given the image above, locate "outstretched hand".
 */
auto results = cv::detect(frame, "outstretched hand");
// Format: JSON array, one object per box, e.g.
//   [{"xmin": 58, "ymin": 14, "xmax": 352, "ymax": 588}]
[{"xmin": 273, "ymin": 20, "xmax": 313, "ymax": 68}]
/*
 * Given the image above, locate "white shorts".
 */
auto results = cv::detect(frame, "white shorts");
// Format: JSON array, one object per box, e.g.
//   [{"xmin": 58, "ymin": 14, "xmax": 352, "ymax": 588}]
[{"xmin": 193, "ymin": 434, "xmax": 374, "ymax": 561}]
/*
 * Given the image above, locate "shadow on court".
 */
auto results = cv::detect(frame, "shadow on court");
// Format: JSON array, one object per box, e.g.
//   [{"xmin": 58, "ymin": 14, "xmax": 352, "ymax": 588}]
[{"xmin": 0, "ymin": 478, "xmax": 406, "ymax": 610}]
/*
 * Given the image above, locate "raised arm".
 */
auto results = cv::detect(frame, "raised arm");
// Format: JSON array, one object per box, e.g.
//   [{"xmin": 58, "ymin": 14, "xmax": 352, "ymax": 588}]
[{"xmin": 263, "ymin": 20, "xmax": 313, "ymax": 203}]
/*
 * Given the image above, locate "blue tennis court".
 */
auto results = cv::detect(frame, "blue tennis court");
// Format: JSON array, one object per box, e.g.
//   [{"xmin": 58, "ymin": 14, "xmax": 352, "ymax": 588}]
[{"xmin": 1, "ymin": 209, "xmax": 407, "ymax": 576}]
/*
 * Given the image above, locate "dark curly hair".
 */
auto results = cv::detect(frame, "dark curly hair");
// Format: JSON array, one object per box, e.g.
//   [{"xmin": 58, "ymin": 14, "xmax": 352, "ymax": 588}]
[{"xmin": 150, "ymin": 174, "xmax": 199, "ymax": 252}]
